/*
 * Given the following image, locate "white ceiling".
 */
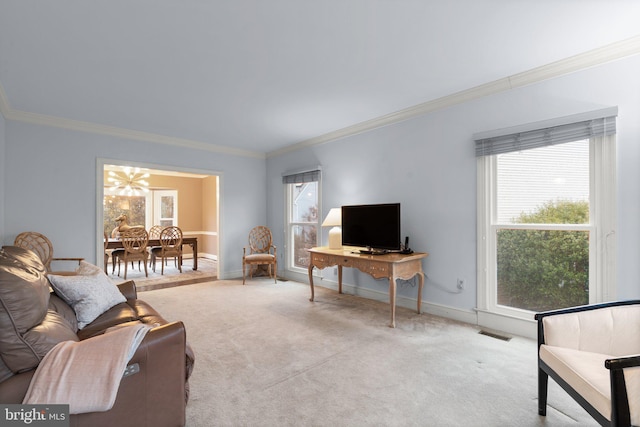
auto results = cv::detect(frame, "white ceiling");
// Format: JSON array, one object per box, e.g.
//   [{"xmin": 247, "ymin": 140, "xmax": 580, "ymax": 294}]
[{"xmin": 1, "ymin": 1, "xmax": 640, "ymax": 156}]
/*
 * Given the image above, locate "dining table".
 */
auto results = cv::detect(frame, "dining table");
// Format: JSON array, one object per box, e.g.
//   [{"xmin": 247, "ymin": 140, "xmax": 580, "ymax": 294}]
[{"xmin": 107, "ymin": 236, "xmax": 199, "ymax": 270}]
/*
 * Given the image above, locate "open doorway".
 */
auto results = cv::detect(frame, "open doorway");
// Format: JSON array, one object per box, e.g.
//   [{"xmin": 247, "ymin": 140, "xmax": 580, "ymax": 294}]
[{"xmin": 97, "ymin": 159, "xmax": 221, "ymax": 287}]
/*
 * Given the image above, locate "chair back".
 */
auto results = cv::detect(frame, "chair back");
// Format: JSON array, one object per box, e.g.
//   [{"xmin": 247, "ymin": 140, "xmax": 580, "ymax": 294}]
[
  {"xmin": 248, "ymin": 226, "xmax": 273, "ymax": 254},
  {"xmin": 160, "ymin": 226, "xmax": 183, "ymax": 251},
  {"xmin": 14, "ymin": 232, "xmax": 54, "ymax": 271},
  {"xmin": 149, "ymin": 225, "xmax": 164, "ymax": 239},
  {"xmin": 121, "ymin": 228, "xmax": 149, "ymax": 254}
]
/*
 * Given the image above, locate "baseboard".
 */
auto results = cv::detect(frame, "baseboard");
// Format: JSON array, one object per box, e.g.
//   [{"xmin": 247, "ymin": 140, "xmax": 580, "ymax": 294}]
[{"xmin": 476, "ymin": 309, "xmax": 536, "ymax": 340}]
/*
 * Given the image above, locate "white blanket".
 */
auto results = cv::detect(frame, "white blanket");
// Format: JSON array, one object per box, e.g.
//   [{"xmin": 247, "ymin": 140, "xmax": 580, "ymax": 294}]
[{"xmin": 23, "ymin": 324, "xmax": 150, "ymax": 414}]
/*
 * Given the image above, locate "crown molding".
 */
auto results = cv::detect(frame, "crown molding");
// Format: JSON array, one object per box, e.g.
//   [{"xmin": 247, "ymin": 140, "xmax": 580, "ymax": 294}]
[
  {"xmin": 0, "ymin": 93, "xmax": 265, "ymax": 159},
  {"xmin": 2, "ymin": 34, "xmax": 639, "ymax": 159},
  {"xmin": 268, "ymin": 34, "xmax": 640, "ymax": 158}
]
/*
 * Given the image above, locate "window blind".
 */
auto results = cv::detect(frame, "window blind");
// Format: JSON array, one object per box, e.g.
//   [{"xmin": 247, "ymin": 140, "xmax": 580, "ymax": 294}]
[
  {"xmin": 475, "ymin": 115, "xmax": 616, "ymax": 157},
  {"xmin": 282, "ymin": 169, "xmax": 321, "ymax": 184}
]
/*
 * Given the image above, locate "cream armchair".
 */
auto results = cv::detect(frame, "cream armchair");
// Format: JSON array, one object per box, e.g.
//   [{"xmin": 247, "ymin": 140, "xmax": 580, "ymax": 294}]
[{"xmin": 536, "ymin": 300, "xmax": 640, "ymax": 426}]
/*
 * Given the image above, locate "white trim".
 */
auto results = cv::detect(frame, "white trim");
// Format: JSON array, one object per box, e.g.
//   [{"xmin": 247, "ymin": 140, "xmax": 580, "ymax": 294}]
[
  {"xmin": 8, "ymin": 108, "xmax": 265, "ymax": 159},
  {"xmin": 268, "ymin": 35, "xmax": 640, "ymax": 157},
  {"xmin": 96, "ymin": 158, "xmax": 224, "ymax": 277},
  {"xmin": 1, "ymin": 36, "xmax": 638, "ymax": 157}
]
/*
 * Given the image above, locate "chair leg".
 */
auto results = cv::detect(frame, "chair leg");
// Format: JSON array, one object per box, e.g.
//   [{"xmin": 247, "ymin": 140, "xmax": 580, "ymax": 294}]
[
  {"xmin": 161, "ymin": 256, "xmax": 165, "ymax": 275},
  {"xmin": 538, "ymin": 368, "xmax": 548, "ymax": 416},
  {"xmin": 123, "ymin": 260, "xmax": 128, "ymax": 280},
  {"xmin": 242, "ymin": 261, "xmax": 246, "ymax": 285},
  {"xmin": 274, "ymin": 261, "xmax": 277, "ymax": 283},
  {"xmin": 143, "ymin": 258, "xmax": 148, "ymax": 277}
]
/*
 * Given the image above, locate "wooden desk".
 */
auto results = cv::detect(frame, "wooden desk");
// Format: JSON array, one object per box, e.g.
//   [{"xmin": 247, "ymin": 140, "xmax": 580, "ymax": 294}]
[
  {"xmin": 107, "ymin": 237, "xmax": 199, "ymax": 270},
  {"xmin": 307, "ymin": 247, "xmax": 428, "ymax": 328}
]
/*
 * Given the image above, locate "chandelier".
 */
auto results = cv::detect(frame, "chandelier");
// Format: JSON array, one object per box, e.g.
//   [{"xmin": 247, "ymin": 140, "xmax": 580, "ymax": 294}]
[{"xmin": 107, "ymin": 167, "xmax": 150, "ymax": 196}]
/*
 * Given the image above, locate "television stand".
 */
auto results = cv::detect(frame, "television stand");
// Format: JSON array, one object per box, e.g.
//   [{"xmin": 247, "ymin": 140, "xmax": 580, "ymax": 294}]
[{"xmin": 307, "ymin": 247, "xmax": 429, "ymax": 328}]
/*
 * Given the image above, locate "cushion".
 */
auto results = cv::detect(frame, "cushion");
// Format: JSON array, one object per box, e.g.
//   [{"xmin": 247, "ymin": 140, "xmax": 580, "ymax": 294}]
[
  {"xmin": 543, "ymin": 305, "xmax": 640, "ymax": 356},
  {"xmin": 0, "ymin": 247, "xmax": 53, "ymax": 373},
  {"xmin": 245, "ymin": 254, "xmax": 275, "ymax": 262},
  {"xmin": 541, "ymin": 344, "xmax": 640, "ymax": 425},
  {"xmin": 48, "ymin": 261, "xmax": 126, "ymax": 329}
]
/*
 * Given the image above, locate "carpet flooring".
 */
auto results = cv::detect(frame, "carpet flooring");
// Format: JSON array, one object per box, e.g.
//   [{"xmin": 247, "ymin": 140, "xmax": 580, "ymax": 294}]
[{"xmin": 139, "ymin": 279, "xmax": 599, "ymax": 427}]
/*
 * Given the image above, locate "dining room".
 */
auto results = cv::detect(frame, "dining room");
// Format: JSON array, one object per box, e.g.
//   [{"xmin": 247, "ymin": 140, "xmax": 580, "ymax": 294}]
[{"xmin": 102, "ymin": 163, "xmax": 219, "ymax": 288}]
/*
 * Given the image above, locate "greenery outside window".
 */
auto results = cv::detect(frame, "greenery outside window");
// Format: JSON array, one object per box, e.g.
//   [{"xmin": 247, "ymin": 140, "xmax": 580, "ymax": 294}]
[{"xmin": 476, "ymin": 112, "xmax": 617, "ymax": 324}]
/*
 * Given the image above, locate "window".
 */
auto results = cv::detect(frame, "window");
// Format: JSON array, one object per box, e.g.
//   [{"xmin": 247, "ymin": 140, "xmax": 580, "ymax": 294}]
[
  {"xmin": 154, "ymin": 190, "xmax": 178, "ymax": 227},
  {"xmin": 284, "ymin": 170, "xmax": 320, "ymax": 273},
  {"xmin": 477, "ymin": 112, "xmax": 616, "ymax": 323}
]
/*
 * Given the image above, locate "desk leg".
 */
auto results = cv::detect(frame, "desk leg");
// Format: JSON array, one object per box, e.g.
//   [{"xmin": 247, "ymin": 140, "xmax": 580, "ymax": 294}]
[
  {"xmin": 389, "ymin": 277, "xmax": 397, "ymax": 328},
  {"xmin": 338, "ymin": 265, "xmax": 343, "ymax": 294},
  {"xmin": 308, "ymin": 265, "xmax": 315, "ymax": 302},
  {"xmin": 416, "ymin": 271, "xmax": 424, "ymax": 314}
]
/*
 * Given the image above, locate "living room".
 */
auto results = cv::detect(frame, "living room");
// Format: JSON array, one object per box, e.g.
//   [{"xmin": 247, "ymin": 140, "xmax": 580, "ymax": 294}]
[{"xmin": 1, "ymin": 2, "xmax": 640, "ymax": 425}]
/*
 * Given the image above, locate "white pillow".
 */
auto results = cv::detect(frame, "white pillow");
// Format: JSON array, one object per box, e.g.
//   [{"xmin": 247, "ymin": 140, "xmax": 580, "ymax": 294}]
[{"xmin": 48, "ymin": 261, "xmax": 126, "ymax": 329}]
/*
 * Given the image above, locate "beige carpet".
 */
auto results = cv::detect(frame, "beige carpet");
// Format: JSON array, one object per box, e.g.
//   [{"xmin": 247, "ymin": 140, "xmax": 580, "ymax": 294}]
[{"xmin": 139, "ymin": 279, "xmax": 599, "ymax": 427}]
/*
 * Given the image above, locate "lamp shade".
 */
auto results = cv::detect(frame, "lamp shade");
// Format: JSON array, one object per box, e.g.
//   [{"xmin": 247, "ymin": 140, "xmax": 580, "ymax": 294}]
[
  {"xmin": 322, "ymin": 208, "xmax": 342, "ymax": 249},
  {"xmin": 322, "ymin": 208, "xmax": 342, "ymax": 227}
]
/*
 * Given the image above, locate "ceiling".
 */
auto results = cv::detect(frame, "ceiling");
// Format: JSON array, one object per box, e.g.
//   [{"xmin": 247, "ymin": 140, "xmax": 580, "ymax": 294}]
[{"xmin": 1, "ymin": 1, "xmax": 640, "ymax": 156}]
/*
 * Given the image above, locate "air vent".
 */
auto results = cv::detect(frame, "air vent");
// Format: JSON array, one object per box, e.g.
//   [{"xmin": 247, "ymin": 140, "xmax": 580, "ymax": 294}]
[{"xmin": 479, "ymin": 330, "xmax": 512, "ymax": 341}]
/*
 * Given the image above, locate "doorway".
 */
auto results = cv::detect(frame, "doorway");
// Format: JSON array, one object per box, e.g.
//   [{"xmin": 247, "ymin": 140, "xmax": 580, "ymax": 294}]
[{"xmin": 97, "ymin": 159, "xmax": 221, "ymax": 284}]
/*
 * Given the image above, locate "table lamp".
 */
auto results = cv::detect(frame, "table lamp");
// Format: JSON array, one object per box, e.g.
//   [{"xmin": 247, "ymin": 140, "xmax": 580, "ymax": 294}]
[{"xmin": 322, "ymin": 208, "xmax": 342, "ymax": 249}]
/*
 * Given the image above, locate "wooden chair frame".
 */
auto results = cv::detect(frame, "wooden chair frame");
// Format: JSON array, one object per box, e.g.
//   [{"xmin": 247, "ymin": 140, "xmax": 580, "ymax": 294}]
[
  {"xmin": 119, "ymin": 228, "xmax": 149, "ymax": 280},
  {"xmin": 14, "ymin": 231, "xmax": 83, "ymax": 274},
  {"xmin": 242, "ymin": 226, "xmax": 277, "ymax": 285}
]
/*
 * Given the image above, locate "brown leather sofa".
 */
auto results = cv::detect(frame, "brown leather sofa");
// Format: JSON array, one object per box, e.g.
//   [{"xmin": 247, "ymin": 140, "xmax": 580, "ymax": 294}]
[{"xmin": 0, "ymin": 245, "xmax": 194, "ymax": 427}]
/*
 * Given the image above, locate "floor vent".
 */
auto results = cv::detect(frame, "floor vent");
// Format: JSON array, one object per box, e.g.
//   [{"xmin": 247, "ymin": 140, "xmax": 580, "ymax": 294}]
[{"xmin": 479, "ymin": 330, "xmax": 512, "ymax": 342}]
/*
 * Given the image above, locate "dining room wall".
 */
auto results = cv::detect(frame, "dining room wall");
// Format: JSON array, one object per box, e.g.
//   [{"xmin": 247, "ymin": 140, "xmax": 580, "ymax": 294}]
[{"xmin": 3, "ymin": 121, "xmax": 265, "ymax": 279}]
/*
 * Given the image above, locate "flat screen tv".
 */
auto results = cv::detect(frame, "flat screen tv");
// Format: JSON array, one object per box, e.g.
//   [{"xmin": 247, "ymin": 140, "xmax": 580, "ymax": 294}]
[{"xmin": 341, "ymin": 203, "xmax": 401, "ymax": 253}]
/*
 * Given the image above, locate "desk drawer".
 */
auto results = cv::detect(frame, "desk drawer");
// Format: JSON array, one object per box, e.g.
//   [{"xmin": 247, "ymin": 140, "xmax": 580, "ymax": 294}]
[
  {"xmin": 368, "ymin": 261, "xmax": 389, "ymax": 278},
  {"xmin": 311, "ymin": 253, "xmax": 337, "ymax": 268}
]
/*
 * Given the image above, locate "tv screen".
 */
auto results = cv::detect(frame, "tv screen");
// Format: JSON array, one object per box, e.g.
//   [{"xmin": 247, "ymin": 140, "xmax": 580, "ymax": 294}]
[{"xmin": 341, "ymin": 203, "xmax": 401, "ymax": 252}]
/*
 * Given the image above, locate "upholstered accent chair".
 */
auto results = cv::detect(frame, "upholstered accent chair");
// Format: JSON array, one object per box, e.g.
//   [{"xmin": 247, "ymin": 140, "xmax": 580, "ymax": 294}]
[
  {"xmin": 536, "ymin": 300, "xmax": 640, "ymax": 426},
  {"xmin": 242, "ymin": 226, "xmax": 277, "ymax": 285}
]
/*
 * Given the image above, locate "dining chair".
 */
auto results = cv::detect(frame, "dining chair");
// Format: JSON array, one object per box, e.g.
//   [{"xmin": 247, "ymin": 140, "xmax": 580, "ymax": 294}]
[
  {"xmin": 148, "ymin": 225, "xmax": 164, "ymax": 270},
  {"xmin": 119, "ymin": 228, "xmax": 149, "ymax": 280},
  {"xmin": 242, "ymin": 226, "xmax": 277, "ymax": 285},
  {"xmin": 153, "ymin": 226, "xmax": 183, "ymax": 275},
  {"xmin": 14, "ymin": 231, "xmax": 84, "ymax": 275}
]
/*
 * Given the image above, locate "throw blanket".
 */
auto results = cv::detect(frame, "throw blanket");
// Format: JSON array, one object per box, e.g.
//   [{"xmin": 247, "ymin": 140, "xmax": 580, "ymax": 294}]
[{"xmin": 23, "ymin": 324, "xmax": 150, "ymax": 414}]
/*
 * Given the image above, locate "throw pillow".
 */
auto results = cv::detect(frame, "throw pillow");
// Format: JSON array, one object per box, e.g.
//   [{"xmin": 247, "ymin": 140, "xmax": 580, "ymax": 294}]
[{"xmin": 48, "ymin": 262, "xmax": 126, "ymax": 329}]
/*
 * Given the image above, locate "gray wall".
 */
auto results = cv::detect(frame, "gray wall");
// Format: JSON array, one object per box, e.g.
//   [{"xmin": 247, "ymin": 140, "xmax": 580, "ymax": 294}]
[
  {"xmin": 2, "ymin": 121, "xmax": 266, "ymax": 279},
  {"xmin": 266, "ymin": 54, "xmax": 640, "ymax": 315}
]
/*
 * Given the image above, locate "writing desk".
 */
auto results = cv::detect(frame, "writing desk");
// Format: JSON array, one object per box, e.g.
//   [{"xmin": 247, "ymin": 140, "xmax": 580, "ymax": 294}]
[
  {"xmin": 307, "ymin": 247, "xmax": 428, "ymax": 328},
  {"xmin": 107, "ymin": 237, "xmax": 198, "ymax": 270}
]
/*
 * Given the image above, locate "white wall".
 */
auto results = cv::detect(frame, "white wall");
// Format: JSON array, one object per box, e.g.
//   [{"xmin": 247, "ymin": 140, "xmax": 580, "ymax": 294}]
[
  {"xmin": 266, "ymin": 54, "xmax": 640, "ymax": 317},
  {"xmin": 3, "ymin": 121, "xmax": 267, "ymax": 278}
]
